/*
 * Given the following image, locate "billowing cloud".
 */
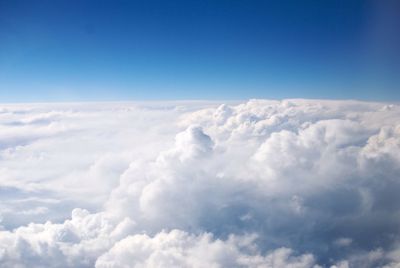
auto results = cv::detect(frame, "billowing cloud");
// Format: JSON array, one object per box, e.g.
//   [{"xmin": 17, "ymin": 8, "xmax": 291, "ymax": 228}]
[
  {"xmin": 96, "ymin": 230, "xmax": 316, "ymax": 268},
  {"xmin": 0, "ymin": 100, "xmax": 400, "ymax": 267}
]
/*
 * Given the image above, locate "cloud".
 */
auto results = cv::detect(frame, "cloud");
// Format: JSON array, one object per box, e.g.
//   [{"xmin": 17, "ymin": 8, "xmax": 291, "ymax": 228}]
[
  {"xmin": 0, "ymin": 100, "xmax": 400, "ymax": 267},
  {"xmin": 96, "ymin": 230, "xmax": 317, "ymax": 268}
]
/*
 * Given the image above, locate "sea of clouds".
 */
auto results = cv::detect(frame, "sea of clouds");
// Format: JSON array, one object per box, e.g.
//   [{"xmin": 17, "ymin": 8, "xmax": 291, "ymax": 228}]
[{"xmin": 0, "ymin": 99, "xmax": 400, "ymax": 267}]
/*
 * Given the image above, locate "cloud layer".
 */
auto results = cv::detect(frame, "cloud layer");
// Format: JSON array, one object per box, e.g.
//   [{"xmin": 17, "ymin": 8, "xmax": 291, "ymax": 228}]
[{"xmin": 0, "ymin": 100, "xmax": 400, "ymax": 267}]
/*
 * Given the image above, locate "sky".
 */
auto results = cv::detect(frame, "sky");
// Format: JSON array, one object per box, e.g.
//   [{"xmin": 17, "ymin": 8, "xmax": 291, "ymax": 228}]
[
  {"xmin": 2, "ymin": 2, "xmax": 400, "ymax": 267},
  {"xmin": 0, "ymin": 0, "xmax": 399, "ymax": 102}
]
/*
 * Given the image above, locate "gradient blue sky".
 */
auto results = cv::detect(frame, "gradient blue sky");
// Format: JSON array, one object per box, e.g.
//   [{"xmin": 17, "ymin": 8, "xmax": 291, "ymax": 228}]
[{"xmin": 0, "ymin": 0, "xmax": 399, "ymax": 102}]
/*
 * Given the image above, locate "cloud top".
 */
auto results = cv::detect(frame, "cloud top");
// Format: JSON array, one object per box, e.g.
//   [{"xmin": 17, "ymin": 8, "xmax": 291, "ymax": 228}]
[{"xmin": 0, "ymin": 100, "xmax": 400, "ymax": 267}]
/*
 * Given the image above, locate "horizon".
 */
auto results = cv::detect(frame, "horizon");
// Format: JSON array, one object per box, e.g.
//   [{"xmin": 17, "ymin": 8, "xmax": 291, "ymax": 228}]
[
  {"xmin": 1, "ymin": 97, "xmax": 400, "ymax": 105},
  {"xmin": 1, "ymin": 1, "xmax": 400, "ymax": 267}
]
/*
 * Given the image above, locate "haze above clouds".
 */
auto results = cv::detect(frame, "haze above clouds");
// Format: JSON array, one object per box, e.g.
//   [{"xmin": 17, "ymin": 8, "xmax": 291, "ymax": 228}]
[{"xmin": 0, "ymin": 99, "xmax": 400, "ymax": 267}]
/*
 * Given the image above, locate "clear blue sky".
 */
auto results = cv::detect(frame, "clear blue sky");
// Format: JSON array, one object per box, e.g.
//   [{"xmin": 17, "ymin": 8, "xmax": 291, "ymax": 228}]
[{"xmin": 0, "ymin": 0, "xmax": 399, "ymax": 102}]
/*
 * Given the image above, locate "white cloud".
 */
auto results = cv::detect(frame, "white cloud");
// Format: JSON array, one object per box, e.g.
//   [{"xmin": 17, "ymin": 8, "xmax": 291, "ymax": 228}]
[
  {"xmin": 0, "ymin": 100, "xmax": 400, "ymax": 267},
  {"xmin": 96, "ymin": 230, "xmax": 317, "ymax": 268}
]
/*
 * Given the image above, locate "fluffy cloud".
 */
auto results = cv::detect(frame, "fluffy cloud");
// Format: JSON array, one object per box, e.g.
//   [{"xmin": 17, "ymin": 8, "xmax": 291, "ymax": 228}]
[
  {"xmin": 0, "ymin": 100, "xmax": 400, "ymax": 267},
  {"xmin": 96, "ymin": 230, "xmax": 317, "ymax": 268}
]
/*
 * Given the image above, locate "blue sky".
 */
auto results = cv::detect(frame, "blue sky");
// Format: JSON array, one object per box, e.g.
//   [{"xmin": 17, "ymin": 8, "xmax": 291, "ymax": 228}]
[{"xmin": 0, "ymin": 0, "xmax": 399, "ymax": 102}]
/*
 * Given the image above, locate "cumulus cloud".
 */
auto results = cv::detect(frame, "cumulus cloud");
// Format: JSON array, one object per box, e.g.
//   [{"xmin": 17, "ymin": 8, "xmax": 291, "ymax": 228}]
[
  {"xmin": 96, "ymin": 230, "xmax": 317, "ymax": 268},
  {"xmin": 0, "ymin": 99, "xmax": 400, "ymax": 267}
]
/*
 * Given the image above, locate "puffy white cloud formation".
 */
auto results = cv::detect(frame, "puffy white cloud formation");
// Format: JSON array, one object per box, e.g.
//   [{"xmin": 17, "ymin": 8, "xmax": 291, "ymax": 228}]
[
  {"xmin": 96, "ymin": 230, "xmax": 317, "ymax": 268},
  {"xmin": 0, "ymin": 100, "xmax": 400, "ymax": 267}
]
